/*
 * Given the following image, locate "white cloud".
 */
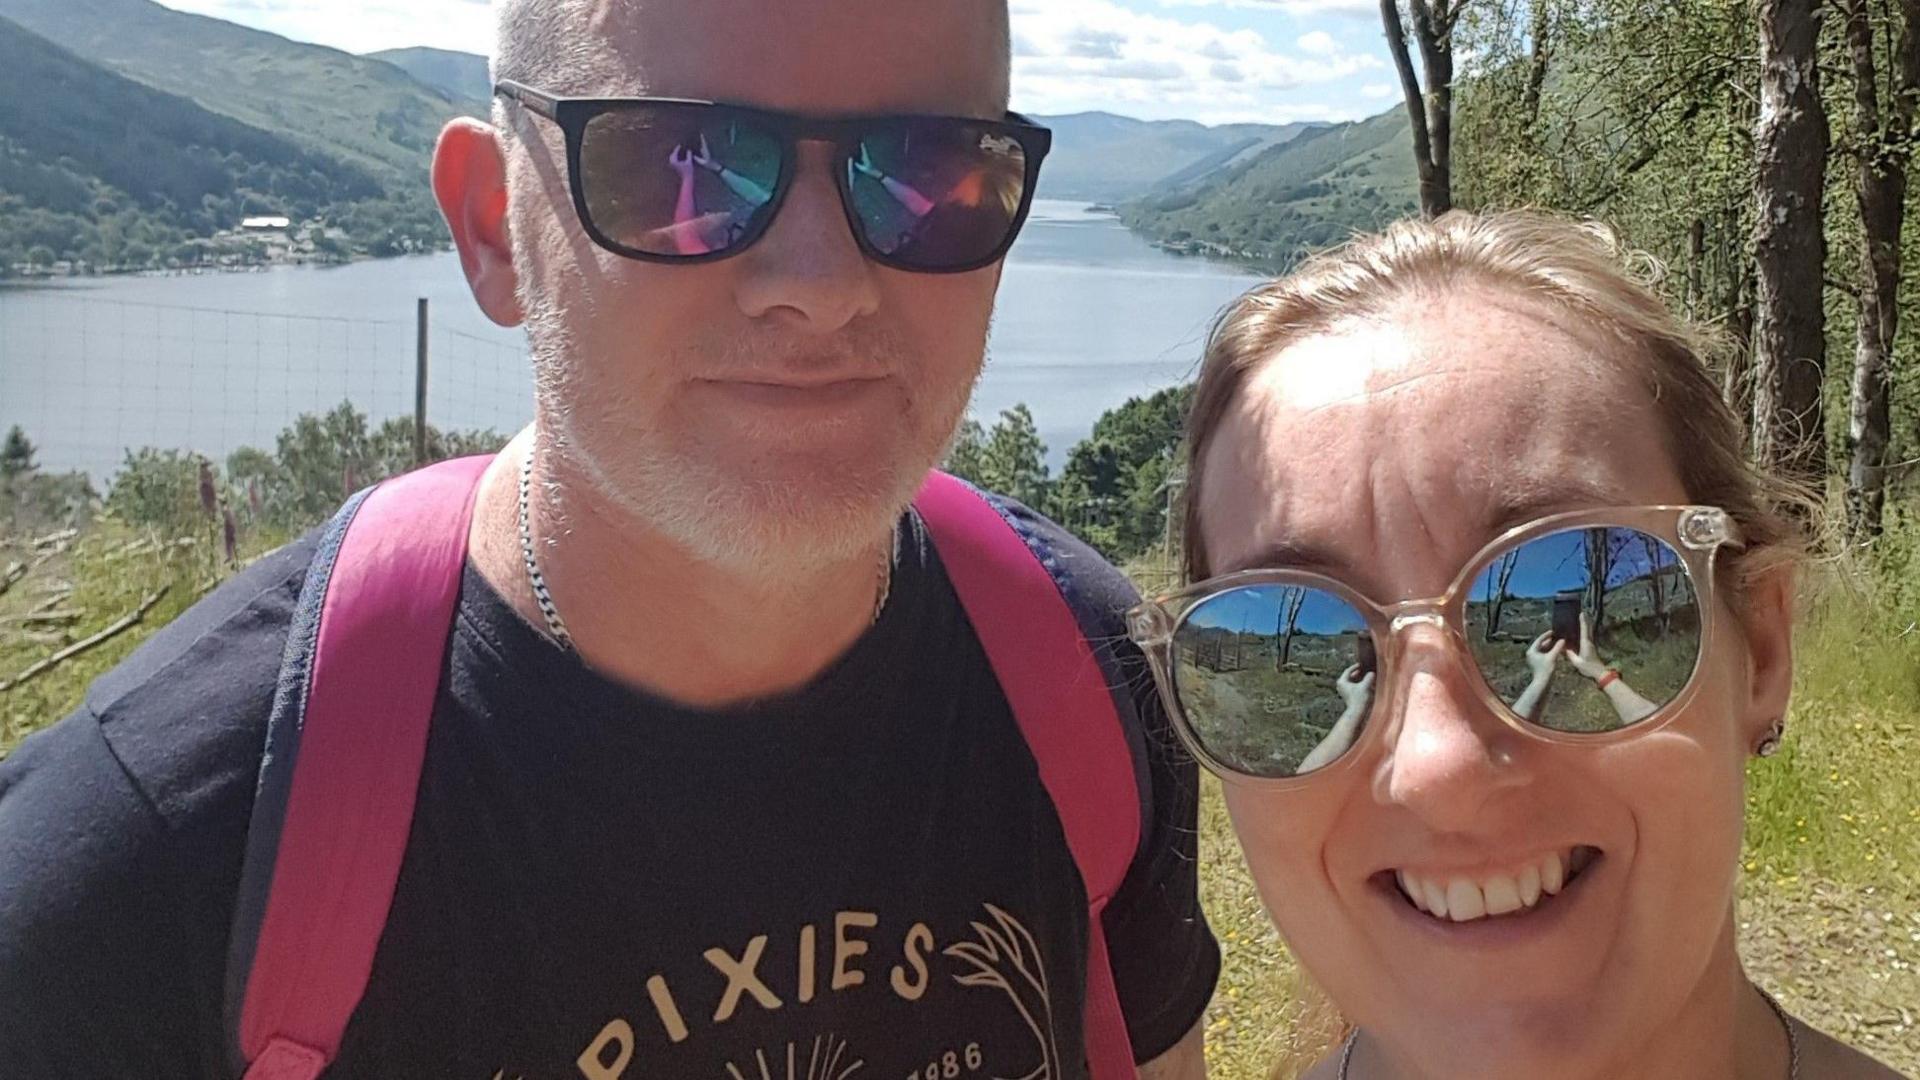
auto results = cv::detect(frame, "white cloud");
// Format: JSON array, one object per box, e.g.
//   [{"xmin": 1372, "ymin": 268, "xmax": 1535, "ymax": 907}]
[
  {"xmin": 148, "ymin": 0, "xmax": 1391, "ymax": 126},
  {"xmin": 1296, "ymin": 30, "xmax": 1338, "ymax": 54},
  {"xmin": 1009, "ymin": 0, "xmax": 1378, "ymax": 121},
  {"xmin": 1159, "ymin": 0, "xmax": 1379, "ymax": 16},
  {"xmin": 1361, "ymin": 81, "xmax": 1396, "ymax": 98},
  {"xmin": 155, "ymin": 0, "xmax": 494, "ymax": 55}
]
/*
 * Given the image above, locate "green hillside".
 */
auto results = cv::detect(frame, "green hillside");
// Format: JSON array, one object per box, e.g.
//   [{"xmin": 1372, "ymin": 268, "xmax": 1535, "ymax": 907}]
[
  {"xmin": 1120, "ymin": 107, "xmax": 1419, "ymax": 269},
  {"xmin": 0, "ymin": 15, "xmax": 401, "ymax": 270},
  {"xmin": 1029, "ymin": 111, "xmax": 1311, "ymax": 203},
  {"xmin": 0, "ymin": 0, "xmax": 481, "ymax": 180},
  {"xmin": 371, "ymin": 46, "xmax": 492, "ymax": 105}
]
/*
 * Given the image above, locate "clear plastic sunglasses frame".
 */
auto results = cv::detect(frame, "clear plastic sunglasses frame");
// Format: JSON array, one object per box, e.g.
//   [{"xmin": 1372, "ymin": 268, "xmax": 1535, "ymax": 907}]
[{"xmin": 1125, "ymin": 506, "xmax": 1745, "ymax": 785}]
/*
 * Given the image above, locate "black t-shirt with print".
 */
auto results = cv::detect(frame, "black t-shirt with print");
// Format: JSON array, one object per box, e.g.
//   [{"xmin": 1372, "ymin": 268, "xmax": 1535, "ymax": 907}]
[{"xmin": 0, "ymin": 499, "xmax": 1219, "ymax": 1079}]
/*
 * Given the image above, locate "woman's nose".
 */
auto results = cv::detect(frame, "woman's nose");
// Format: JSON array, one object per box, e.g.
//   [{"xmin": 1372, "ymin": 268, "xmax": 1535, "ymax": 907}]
[{"xmin": 1371, "ymin": 627, "xmax": 1532, "ymax": 831}]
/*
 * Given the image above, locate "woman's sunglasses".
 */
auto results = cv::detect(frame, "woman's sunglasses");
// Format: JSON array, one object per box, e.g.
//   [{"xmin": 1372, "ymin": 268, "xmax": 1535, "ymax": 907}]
[
  {"xmin": 495, "ymin": 81, "xmax": 1053, "ymax": 273},
  {"xmin": 1127, "ymin": 507, "xmax": 1744, "ymax": 783}
]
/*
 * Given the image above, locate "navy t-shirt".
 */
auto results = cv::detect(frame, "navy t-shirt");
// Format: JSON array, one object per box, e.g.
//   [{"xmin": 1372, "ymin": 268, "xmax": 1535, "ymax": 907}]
[{"xmin": 0, "ymin": 500, "xmax": 1218, "ymax": 1079}]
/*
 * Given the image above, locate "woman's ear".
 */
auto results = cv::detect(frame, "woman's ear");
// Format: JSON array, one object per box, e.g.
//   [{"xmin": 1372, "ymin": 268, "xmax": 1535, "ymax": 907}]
[
  {"xmin": 432, "ymin": 118, "xmax": 523, "ymax": 328},
  {"xmin": 1735, "ymin": 562, "xmax": 1796, "ymax": 751}
]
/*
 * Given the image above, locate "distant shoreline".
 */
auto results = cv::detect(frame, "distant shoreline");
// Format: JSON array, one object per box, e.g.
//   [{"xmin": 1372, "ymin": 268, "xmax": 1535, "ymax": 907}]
[{"xmin": 0, "ymin": 249, "xmax": 449, "ymax": 288}]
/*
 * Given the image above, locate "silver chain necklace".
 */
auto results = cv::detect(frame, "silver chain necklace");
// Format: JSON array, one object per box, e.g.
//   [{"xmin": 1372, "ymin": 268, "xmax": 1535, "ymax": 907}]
[
  {"xmin": 518, "ymin": 448, "xmax": 575, "ymax": 650},
  {"xmin": 516, "ymin": 447, "xmax": 894, "ymax": 652},
  {"xmin": 1335, "ymin": 986, "xmax": 1799, "ymax": 1079}
]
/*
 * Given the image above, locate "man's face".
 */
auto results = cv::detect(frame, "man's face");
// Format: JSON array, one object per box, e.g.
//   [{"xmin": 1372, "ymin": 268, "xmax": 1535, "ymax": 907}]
[{"xmin": 504, "ymin": 0, "xmax": 1010, "ymax": 571}]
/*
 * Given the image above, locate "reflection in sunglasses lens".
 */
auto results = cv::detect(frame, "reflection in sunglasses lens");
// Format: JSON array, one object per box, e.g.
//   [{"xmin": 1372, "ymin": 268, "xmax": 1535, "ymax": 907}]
[
  {"xmin": 1173, "ymin": 585, "xmax": 1376, "ymax": 778},
  {"xmin": 1465, "ymin": 527, "xmax": 1702, "ymax": 732},
  {"xmin": 847, "ymin": 119, "xmax": 1029, "ymax": 269},
  {"xmin": 580, "ymin": 106, "xmax": 783, "ymax": 258}
]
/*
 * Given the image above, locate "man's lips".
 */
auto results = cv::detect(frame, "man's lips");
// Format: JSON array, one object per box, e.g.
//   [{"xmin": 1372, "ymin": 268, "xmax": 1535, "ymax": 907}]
[{"xmin": 694, "ymin": 375, "xmax": 891, "ymax": 406}]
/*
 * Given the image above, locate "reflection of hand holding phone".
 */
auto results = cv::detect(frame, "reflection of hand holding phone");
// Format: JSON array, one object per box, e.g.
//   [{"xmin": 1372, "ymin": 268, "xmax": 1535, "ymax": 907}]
[
  {"xmin": 1552, "ymin": 594, "xmax": 1583, "ymax": 652},
  {"xmin": 1355, "ymin": 634, "xmax": 1377, "ymax": 677}
]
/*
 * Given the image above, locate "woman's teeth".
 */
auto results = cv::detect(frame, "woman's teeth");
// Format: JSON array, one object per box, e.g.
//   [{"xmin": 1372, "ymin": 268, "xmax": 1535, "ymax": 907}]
[{"xmin": 1395, "ymin": 847, "xmax": 1598, "ymax": 923}]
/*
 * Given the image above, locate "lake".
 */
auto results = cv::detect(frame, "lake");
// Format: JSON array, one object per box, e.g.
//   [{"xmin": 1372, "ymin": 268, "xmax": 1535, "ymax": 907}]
[{"xmin": 0, "ymin": 201, "xmax": 1256, "ymax": 481}]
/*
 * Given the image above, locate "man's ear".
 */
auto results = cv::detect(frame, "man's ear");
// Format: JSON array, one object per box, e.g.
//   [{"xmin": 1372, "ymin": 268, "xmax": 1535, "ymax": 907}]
[
  {"xmin": 433, "ymin": 118, "xmax": 523, "ymax": 327},
  {"xmin": 1736, "ymin": 562, "xmax": 1796, "ymax": 750}
]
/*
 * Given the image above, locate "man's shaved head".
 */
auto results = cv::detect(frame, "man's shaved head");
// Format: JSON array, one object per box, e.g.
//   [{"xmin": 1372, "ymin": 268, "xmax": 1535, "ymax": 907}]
[{"xmin": 492, "ymin": 0, "xmax": 618, "ymax": 102}]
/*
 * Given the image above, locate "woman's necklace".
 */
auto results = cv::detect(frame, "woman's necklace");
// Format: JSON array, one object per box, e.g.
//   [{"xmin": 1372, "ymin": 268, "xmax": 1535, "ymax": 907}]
[
  {"xmin": 516, "ymin": 447, "xmax": 893, "ymax": 652},
  {"xmin": 1335, "ymin": 987, "xmax": 1800, "ymax": 1079}
]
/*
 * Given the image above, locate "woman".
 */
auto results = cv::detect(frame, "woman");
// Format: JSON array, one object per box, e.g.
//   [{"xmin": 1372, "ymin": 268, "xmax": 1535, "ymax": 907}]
[{"xmin": 1126, "ymin": 213, "xmax": 1904, "ymax": 1079}]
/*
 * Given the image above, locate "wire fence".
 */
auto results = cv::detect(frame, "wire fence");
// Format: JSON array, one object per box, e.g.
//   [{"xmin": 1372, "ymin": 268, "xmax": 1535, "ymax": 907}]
[{"xmin": 0, "ymin": 292, "xmax": 532, "ymax": 485}]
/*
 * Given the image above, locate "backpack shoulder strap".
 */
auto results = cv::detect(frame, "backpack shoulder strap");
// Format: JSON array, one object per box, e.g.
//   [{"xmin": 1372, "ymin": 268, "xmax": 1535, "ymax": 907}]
[
  {"xmin": 225, "ymin": 454, "xmax": 492, "ymax": 1080},
  {"xmin": 913, "ymin": 470, "xmax": 1143, "ymax": 1080}
]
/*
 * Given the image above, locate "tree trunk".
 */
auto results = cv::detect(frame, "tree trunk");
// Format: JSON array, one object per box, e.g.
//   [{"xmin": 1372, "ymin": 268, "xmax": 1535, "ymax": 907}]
[
  {"xmin": 1486, "ymin": 550, "xmax": 1519, "ymax": 640},
  {"xmin": 1278, "ymin": 588, "xmax": 1306, "ymax": 669},
  {"xmin": 1750, "ymin": 0, "xmax": 1831, "ymax": 496},
  {"xmin": 1723, "ymin": 211, "xmax": 1756, "ymax": 424},
  {"xmin": 1382, "ymin": 0, "xmax": 1455, "ymax": 216},
  {"xmin": 1642, "ymin": 535, "xmax": 1669, "ymax": 632},
  {"xmin": 1584, "ymin": 528, "xmax": 1614, "ymax": 633},
  {"xmin": 1844, "ymin": 0, "xmax": 1920, "ymax": 538},
  {"xmin": 1523, "ymin": 1, "xmax": 1552, "ymax": 128},
  {"xmin": 1686, "ymin": 217, "xmax": 1706, "ymax": 320}
]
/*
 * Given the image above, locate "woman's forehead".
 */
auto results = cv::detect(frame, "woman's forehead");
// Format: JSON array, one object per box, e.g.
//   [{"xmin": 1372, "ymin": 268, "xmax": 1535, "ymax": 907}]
[{"xmin": 1198, "ymin": 301, "xmax": 1685, "ymax": 576}]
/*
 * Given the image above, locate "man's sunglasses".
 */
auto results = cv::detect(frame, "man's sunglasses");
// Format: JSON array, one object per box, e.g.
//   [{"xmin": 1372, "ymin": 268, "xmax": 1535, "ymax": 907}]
[
  {"xmin": 1127, "ymin": 507, "xmax": 1744, "ymax": 783},
  {"xmin": 495, "ymin": 81, "xmax": 1053, "ymax": 273}
]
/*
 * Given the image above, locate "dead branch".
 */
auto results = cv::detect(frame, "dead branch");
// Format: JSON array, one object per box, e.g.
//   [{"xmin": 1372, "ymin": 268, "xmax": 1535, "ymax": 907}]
[
  {"xmin": 28, "ymin": 589, "xmax": 72, "ymax": 615},
  {"xmin": 0, "ymin": 561, "xmax": 25, "ymax": 599},
  {"xmin": 0, "ymin": 609, "xmax": 85, "ymax": 627},
  {"xmin": 30, "ymin": 530, "xmax": 78, "ymax": 551},
  {"xmin": 0, "ymin": 587, "xmax": 169, "ymax": 694}
]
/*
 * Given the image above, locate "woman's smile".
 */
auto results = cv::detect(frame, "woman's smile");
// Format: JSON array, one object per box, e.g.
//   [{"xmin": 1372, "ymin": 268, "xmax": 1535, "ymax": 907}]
[{"xmin": 1387, "ymin": 844, "xmax": 1599, "ymax": 923}]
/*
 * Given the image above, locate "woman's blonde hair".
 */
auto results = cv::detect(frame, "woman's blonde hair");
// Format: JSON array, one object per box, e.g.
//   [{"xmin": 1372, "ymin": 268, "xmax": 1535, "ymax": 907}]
[{"xmin": 1182, "ymin": 210, "xmax": 1808, "ymax": 599}]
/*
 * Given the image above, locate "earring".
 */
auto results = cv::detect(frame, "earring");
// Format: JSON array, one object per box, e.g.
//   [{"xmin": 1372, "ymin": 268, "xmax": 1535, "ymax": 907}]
[{"xmin": 1755, "ymin": 721, "xmax": 1785, "ymax": 758}]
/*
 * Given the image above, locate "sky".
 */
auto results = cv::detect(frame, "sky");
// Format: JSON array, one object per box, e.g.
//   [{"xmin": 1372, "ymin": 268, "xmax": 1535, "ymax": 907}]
[{"xmin": 152, "ymin": 0, "xmax": 1401, "ymax": 125}]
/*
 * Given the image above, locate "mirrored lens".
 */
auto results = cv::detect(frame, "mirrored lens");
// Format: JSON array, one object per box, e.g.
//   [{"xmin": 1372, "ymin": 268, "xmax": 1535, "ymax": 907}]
[
  {"xmin": 1465, "ymin": 527, "xmax": 1702, "ymax": 733},
  {"xmin": 1172, "ymin": 585, "xmax": 1377, "ymax": 778},
  {"xmin": 579, "ymin": 106, "xmax": 782, "ymax": 257},
  {"xmin": 848, "ymin": 119, "xmax": 1029, "ymax": 270}
]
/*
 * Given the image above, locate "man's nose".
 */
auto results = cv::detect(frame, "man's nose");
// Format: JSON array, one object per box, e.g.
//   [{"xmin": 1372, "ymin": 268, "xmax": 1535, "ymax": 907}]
[
  {"xmin": 732, "ymin": 142, "xmax": 881, "ymax": 332},
  {"xmin": 1371, "ymin": 626, "xmax": 1532, "ymax": 831}
]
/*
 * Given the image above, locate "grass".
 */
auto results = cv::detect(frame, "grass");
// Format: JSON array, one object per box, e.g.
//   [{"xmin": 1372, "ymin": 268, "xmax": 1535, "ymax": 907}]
[
  {"xmin": 3, "ymin": 530, "xmax": 1916, "ymax": 1077},
  {"xmin": 0, "ymin": 519, "xmax": 288, "ymax": 756}
]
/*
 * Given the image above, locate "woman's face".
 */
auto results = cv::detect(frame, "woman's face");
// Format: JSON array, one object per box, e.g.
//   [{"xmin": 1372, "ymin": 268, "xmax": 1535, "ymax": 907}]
[{"xmin": 1196, "ymin": 289, "xmax": 1793, "ymax": 1077}]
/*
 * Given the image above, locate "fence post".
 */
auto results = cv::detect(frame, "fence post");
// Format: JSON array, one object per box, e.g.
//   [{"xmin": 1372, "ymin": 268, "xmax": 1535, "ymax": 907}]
[{"xmin": 415, "ymin": 297, "xmax": 430, "ymax": 466}]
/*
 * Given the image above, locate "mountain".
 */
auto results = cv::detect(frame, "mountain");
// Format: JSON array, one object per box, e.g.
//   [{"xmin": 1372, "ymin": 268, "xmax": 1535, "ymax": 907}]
[
  {"xmin": 0, "ymin": 16, "xmax": 379, "ymax": 215},
  {"xmin": 1029, "ymin": 111, "xmax": 1313, "ymax": 203},
  {"xmin": 0, "ymin": 15, "xmax": 394, "ymax": 269},
  {"xmin": 0, "ymin": 0, "xmax": 482, "ymax": 181},
  {"xmin": 1119, "ymin": 107, "xmax": 1420, "ymax": 269},
  {"xmin": 371, "ymin": 46, "xmax": 491, "ymax": 105}
]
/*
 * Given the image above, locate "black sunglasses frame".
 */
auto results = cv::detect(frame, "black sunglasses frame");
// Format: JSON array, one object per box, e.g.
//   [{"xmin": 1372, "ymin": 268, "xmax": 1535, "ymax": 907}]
[{"xmin": 494, "ymin": 80, "xmax": 1054, "ymax": 274}]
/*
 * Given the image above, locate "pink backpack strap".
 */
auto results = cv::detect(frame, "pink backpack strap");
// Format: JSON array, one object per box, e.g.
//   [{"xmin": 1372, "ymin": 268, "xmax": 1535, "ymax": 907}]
[
  {"xmin": 226, "ymin": 455, "xmax": 492, "ymax": 1080},
  {"xmin": 914, "ymin": 471, "xmax": 1144, "ymax": 1080}
]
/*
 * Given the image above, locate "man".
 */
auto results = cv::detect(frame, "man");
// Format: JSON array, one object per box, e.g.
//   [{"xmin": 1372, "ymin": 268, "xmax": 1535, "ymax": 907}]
[{"xmin": 0, "ymin": 1, "xmax": 1219, "ymax": 1075}]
